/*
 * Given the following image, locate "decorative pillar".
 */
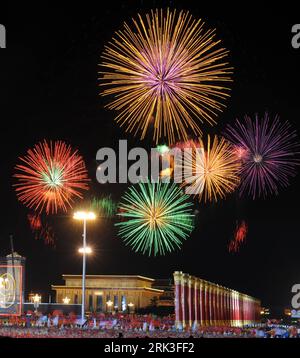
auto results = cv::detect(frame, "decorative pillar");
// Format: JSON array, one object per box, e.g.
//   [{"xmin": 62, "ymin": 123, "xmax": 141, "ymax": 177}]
[
  {"xmin": 230, "ymin": 290, "xmax": 234, "ymax": 326},
  {"xmin": 205, "ymin": 282, "xmax": 210, "ymax": 326},
  {"xmin": 194, "ymin": 278, "xmax": 200, "ymax": 328},
  {"xmin": 225, "ymin": 289, "xmax": 230, "ymax": 326},
  {"xmin": 213, "ymin": 286, "xmax": 218, "ymax": 326},
  {"xmin": 181, "ymin": 273, "xmax": 189, "ymax": 329},
  {"xmin": 200, "ymin": 280, "xmax": 205, "ymax": 326},
  {"xmin": 219, "ymin": 286, "xmax": 224, "ymax": 326},
  {"xmin": 208, "ymin": 284, "xmax": 213, "ymax": 326},
  {"xmin": 188, "ymin": 276, "xmax": 195, "ymax": 328},
  {"xmin": 173, "ymin": 271, "xmax": 183, "ymax": 329}
]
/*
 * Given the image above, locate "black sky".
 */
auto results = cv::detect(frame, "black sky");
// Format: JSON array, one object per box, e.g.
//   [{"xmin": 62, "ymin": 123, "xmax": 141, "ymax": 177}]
[{"xmin": 1, "ymin": 1, "xmax": 300, "ymax": 315}]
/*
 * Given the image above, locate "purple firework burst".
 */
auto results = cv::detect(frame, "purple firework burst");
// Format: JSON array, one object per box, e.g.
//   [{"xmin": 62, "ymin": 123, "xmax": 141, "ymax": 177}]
[{"xmin": 224, "ymin": 113, "xmax": 300, "ymax": 198}]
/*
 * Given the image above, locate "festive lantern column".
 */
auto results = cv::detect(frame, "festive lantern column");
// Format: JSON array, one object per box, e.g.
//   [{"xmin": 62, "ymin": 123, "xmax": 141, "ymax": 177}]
[
  {"xmin": 205, "ymin": 282, "xmax": 210, "ymax": 326},
  {"xmin": 215, "ymin": 285, "xmax": 220, "ymax": 326},
  {"xmin": 219, "ymin": 286, "xmax": 224, "ymax": 325},
  {"xmin": 209, "ymin": 284, "xmax": 214, "ymax": 326},
  {"xmin": 194, "ymin": 277, "xmax": 200, "ymax": 328},
  {"xmin": 230, "ymin": 290, "xmax": 234, "ymax": 326},
  {"xmin": 200, "ymin": 280, "xmax": 206, "ymax": 326},
  {"xmin": 174, "ymin": 271, "xmax": 183, "ymax": 329},
  {"xmin": 225, "ymin": 289, "xmax": 230, "ymax": 326},
  {"xmin": 188, "ymin": 275, "xmax": 195, "ymax": 327},
  {"xmin": 181, "ymin": 273, "xmax": 189, "ymax": 329}
]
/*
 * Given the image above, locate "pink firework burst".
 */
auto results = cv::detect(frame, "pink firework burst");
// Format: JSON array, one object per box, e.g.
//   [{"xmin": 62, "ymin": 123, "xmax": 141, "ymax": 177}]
[{"xmin": 224, "ymin": 113, "xmax": 300, "ymax": 198}]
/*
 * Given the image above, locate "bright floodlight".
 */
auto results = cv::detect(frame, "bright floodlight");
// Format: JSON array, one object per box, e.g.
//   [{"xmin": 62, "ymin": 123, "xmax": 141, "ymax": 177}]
[
  {"xmin": 73, "ymin": 211, "xmax": 96, "ymax": 221},
  {"xmin": 78, "ymin": 247, "xmax": 92, "ymax": 254}
]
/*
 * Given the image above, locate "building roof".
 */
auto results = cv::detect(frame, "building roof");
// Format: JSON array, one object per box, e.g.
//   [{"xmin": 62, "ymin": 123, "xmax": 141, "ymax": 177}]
[
  {"xmin": 62, "ymin": 274, "xmax": 155, "ymax": 282},
  {"xmin": 51, "ymin": 285, "xmax": 164, "ymax": 293}
]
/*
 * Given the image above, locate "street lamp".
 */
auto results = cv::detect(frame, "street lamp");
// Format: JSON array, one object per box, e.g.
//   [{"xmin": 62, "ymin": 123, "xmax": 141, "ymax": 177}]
[
  {"xmin": 73, "ymin": 211, "xmax": 96, "ymax": 324},
  {"xmin": 33, "ymin": 294, "xmax": 41, "ymax": 313},
  {"xmin": 106, "ymin": 300, "xmax": 113, "ymax": 313},
  {"xmin": 128, "ymin": 302, "xmax": 134, "ymax": 313},
  {"xmin": 78, "ymin": 247, "xmax": 92, "ymax": 254},
  {"xmin": 63, "ymin": 296, "xmax": 71, "ymax": 304}
]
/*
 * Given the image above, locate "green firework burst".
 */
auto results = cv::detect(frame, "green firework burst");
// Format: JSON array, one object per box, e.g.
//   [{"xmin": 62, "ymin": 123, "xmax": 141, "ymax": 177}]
[
  {"xmin": 116, "ymin": 182, "xmax": 195, "ymax": 256},
  {"xmin": 90, "ymin": 195, "xmax": 117, "ymax": 218}
]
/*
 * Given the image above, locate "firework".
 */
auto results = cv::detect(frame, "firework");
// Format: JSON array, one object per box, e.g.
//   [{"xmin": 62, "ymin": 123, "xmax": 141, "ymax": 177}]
[
  {"xmin": 27, "ymin": 213, "xmax": 42, "ymax": 232},
  {"xmin": 14, "ymin": 140, "xmax": 89, "ymax": 214},
  {"xmin": 116, "ymin": 181, "xmax": 194, "ymax": 256},
  {"xmin": 27, "ymin": 213, "xmax": 56, "ymax": 247},
  {"xmin": 172, "ymin": 139, "xmax": 202, "ymax": 150},
  {"xmin": 224, "ymin": 113, "xmax": 300, "ymax": 198},
  {"xmin": 99, "ymin": 8, "xmax": 232, "ymax": 144},
  {"xmin": 175, "ymin": 135, "xmax": 240, "ymax": 202},
  {"xmin": 228, "ymin": 220, "xmax": 248, "ymax": 253},
  {"xmin": 90, "ymin": 195, "xmax": 117, "ymax": 217}
]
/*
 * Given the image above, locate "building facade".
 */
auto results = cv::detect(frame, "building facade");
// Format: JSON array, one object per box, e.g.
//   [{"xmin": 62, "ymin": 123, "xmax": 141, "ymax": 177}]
[
  {"xmin": 174, "ymin": 271, "xmax": 261, "ymax": 328},
  {"xmin": 52, "ymin": 275, "xmax": 164, "ymax": 313}
]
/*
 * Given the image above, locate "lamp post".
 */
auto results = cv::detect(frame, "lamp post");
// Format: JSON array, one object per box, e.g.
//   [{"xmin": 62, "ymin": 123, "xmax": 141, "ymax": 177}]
[
  {"xmin": 128, "ymin": 302, "xmax": 134, "ymax": 313},
  {"xmin": 63, "ymin": 297, "xmax": 70, "ymax": 304},
  {"xmin": 73, "ymin": 211, "xmax": 96, "ymax": 324},
  {"xmin": 106, "ymin": 300, "xmax": 113, "ymax": 313},
  {"xmin": 33, "ymin": 294, "xmax": 41, "ymax": 313}
]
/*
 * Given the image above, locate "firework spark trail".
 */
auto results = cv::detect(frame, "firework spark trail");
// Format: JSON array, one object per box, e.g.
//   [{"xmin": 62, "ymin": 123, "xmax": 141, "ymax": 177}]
[
  {"xmin": 14, "ymin": 140, "xmax": 89, "ymax": 214},
  {"xmin": 99, "ymin": 8, "xmax": 232, "ymax": 144},
  {"xmin": 224, "ymin": 113, "xmax": 300, "ymax": 198},
  {"xmin": 116, "ymin": 181, "xmax": 194, "ymax": 256}
]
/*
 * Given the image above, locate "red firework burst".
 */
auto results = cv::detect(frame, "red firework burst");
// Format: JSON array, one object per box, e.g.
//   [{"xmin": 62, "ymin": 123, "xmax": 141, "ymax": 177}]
[
  {"xmin": 27, "ymin": 213, "xmax": 56, "ymax": 247},
  {"xmin": 228, "ymin": 220, "xmax": 248, "ymax": 253},
  {"xmin": 14, "ymin": 140, "xmax": 89, "ymax": 214}
]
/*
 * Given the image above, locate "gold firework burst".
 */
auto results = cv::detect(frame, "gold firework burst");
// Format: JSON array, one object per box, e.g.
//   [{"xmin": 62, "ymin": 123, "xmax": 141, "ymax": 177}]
[
  {"xmin": 175, "ymin": 136, "xmax": 240, "ymax": 202},
  {"xmin": 99, "ymin": 9, "xmax": 232, "ymax": 144}
]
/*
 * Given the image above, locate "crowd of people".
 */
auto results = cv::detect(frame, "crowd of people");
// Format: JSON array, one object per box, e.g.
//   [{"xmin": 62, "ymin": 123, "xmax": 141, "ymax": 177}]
[{"xmin": 0, "ymin": 312, "xmax": 299, "ymax": 338}]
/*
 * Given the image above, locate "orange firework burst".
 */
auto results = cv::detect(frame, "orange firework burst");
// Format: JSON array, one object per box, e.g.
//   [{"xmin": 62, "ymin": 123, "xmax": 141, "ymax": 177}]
[
  {"xmin": 175, "ymin": 136, "xmax": 241, "ymax": 202},
  {"xmin": 99, "ymin": 8, "xmax": 232, "ymax": 144},
  {"xmin": 14, "ymin": 140, "xmax": 89, "ymax": 214}
]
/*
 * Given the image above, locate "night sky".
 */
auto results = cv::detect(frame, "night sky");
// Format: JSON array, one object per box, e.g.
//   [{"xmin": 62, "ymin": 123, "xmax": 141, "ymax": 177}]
[{"xmin": 1, "ymin": 1, "xmax": 299, "ymax": 315}]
